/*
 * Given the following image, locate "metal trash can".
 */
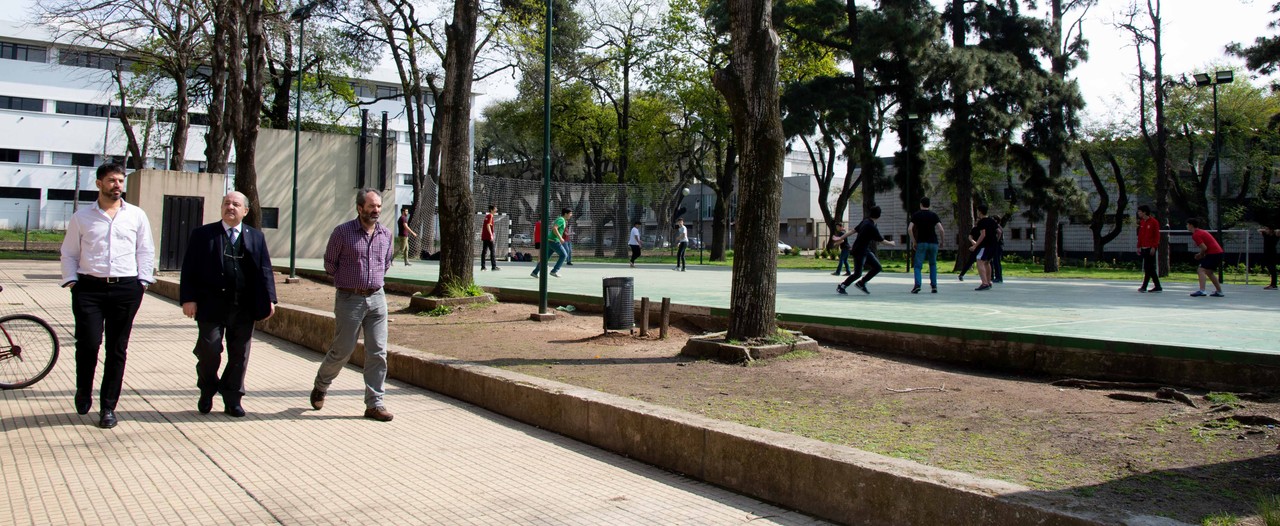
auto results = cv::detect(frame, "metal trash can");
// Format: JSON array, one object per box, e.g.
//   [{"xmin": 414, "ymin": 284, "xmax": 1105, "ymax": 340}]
[{"xmin": 602, "ymin": 277, "xmax": 634, "ymax": 331}]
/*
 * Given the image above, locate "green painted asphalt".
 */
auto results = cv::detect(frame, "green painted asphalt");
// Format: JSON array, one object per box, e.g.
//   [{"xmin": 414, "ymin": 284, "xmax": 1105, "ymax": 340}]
[{"xmin": 289, "ymin": 258, "xmax": 1280, "ymax": 359}]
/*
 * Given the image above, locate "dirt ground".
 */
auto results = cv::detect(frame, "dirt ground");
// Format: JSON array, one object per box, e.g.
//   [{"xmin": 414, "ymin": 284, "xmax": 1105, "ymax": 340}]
[{"xmin": 272, "ymin": 275, "xmax": 1279, "ymax": 524}]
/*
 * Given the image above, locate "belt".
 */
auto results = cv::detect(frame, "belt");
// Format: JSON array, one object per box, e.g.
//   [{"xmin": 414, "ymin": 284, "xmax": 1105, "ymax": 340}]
[
  {"xmin": 78, "ymin": 274, "xmax": 137, "ymax": 284},
  {"xmin": 337, "ymin": 286, "xmax": 382, "ymax": 296}
]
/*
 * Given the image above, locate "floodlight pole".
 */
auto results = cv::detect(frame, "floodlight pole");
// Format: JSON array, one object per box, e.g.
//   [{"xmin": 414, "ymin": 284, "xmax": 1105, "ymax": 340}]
[
  {"xmin": 1195, "ymin": 70, "xmax": 1233, "ymax": 284},
  {"xmin": 289, "ymin": 3, "xmax": 316, "ymax": 281},
  {"xmin": 537, "ymin": 0, "xmax": 553, "ymax": 314}
]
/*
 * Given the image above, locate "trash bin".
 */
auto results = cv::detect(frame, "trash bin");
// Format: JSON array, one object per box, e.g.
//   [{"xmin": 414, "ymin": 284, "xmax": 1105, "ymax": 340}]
[{"xmin": 602, "ymin": 277, "xmax": 634, "ymax": 331}]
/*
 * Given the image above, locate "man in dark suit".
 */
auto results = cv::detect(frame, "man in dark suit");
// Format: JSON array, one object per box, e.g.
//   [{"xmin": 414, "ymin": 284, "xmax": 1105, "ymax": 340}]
[{"xmin": 179, "ymin": 191, "xmax": 277, "ymax": 417}]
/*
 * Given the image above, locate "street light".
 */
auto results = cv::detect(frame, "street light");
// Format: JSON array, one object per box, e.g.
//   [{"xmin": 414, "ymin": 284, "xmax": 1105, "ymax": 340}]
[
  {"xmin": 536, "ymin": 0, "xmax": 554, "ymax": 315},
  {"xmin": 900, "ymin": 112, "xmax": 918, "ymax": 270},
  {"xmin": 1194, "ymin": 69, "xmax": 1233, "ymax": 284},
  {"xmin": 288, "ymin": 0, "xmax": 325, "ymax": 282}
]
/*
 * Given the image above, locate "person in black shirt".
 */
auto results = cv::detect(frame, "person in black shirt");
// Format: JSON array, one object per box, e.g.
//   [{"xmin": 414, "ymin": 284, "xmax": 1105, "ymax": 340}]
[
  {"xmin": 969, "ymin": 204, "xmax": 1000, "ymax": 291},
  {"xmin": 831, "ymin": 222, "xmax": 851, "ymax": 276},
  {"xmin": 908, "ymin": 197, "xmax": 945, "ymax": 293},
  {"xmin": 835, "ymin": 206, "xmax": 896, "ymax": 295},
  {"xmin": 1260, "ymin": 225, "xmax": 1278, "ymax": 290}
]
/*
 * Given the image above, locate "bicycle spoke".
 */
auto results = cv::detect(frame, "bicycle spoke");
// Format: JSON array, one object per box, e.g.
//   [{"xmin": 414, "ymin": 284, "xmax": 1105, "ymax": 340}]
[{"xmin": 0, "ymin": 315, "xmax": 59, "ymax": 389}]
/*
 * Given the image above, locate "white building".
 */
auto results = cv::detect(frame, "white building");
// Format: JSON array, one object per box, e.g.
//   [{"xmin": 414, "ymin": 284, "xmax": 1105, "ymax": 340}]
[{"xmin": 0, "ymin": 19, "xmax": 428, "ymax": 231}]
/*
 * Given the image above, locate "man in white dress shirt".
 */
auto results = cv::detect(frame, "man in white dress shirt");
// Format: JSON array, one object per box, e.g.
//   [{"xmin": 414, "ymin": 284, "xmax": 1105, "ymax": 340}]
[{"xmin": 59, "ymin": 163, "xmax": 155, "ymax": 429}]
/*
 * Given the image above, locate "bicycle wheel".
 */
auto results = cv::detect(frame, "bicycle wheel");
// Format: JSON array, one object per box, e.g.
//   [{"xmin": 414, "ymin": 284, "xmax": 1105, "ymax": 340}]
[{"xmin": 0, "ymin": 314, "xmax": 60, "ymax": 389}]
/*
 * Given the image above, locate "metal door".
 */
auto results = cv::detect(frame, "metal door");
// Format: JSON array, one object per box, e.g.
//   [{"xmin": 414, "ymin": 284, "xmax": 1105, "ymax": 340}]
[{"xmin": 159, "ymin": 196, "xmax": 203, "ymax": 270}]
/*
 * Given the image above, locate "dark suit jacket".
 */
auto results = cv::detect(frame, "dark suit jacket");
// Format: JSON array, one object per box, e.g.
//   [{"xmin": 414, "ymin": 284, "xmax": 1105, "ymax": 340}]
[{"xmin": 179, "ymin": 222, "xmax": 277, "ymax": 323}]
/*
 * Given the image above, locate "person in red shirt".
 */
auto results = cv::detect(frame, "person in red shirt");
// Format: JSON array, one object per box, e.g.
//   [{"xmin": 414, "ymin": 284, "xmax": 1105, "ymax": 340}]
[
  {"xmin": 480, "ymin": 205, "xmax": 500, "ymax": 271},
  {"xmin": 1187, "ymin": 217, "xmax": 1225, "ymax": 297},
  {"xmin": 1136, "ymin": 205, "xmax": 1162, "ymax": 293}
]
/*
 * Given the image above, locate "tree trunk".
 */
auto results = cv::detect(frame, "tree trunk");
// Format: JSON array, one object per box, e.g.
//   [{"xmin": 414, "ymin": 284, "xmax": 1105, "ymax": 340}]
[
  {"xmin": 713, "ymin": 0, "xmax": 784, "ymax": 341},
  {"xmin": 429, "ymin": 0, "xmax": 480, "ymax": 297},
  {"xmin": 710, "ymin": 141, "xmax": 737, "ymax": 261},
  {"xmin": 169, "ymin": 74, "xmax": 190, "ymax": 171},
  {"xmin": 947, "ymin": 0, "xmax": 974, "ymax": 271},
  {"xmin": 233, "ymin": 0, "xmax": 266, "ymax": 228},
  {"xmin": 204, "ymin": 3, "xmax": 230, "ymax": 175}
]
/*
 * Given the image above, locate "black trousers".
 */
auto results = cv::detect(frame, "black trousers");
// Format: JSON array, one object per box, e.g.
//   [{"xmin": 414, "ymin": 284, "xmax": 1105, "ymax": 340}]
[
  {"xmin": 840, "ymin": 251, "xmax": 881, "ymax": 287},
  {"xmin": 630, "ymin": 244, "xmax": 641, "ymax": 263},
  {"xmin": 676, "ymin": 242, "xmax": 687, "ymax": 269},
  {"xmin": 194, "ymin": 309, "xmax": 254, "ymax": 403},
  {"xmin": 481, "ymin": 239, "xmax": 497, "ymax": 269},
  {"xmin": 71, "ymin": 278, "xmax": 145, "ymax": 412},
  {"xmin": 1141, "ymin": 247, "xmax": 1162, "ymax": 290}
]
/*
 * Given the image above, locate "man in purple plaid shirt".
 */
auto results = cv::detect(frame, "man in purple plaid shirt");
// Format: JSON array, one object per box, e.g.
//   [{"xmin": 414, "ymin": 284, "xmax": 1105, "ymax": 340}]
[{"xmin": 309, "ymin": 189, "xmax": 396, "ymax": 422}]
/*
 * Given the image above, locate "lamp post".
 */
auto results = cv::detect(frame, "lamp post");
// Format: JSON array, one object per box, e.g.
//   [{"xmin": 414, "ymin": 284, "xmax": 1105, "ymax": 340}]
[
  {"xmin": 536, "ymin": 0, "xmax": 553, "ymax": 315},
  {"xmin": 1194, "ymin": 70, "xmax": 1233, "ymax": 284},
  {"xmin": 900, "ymin": 112, "xmax": 918, "ymax": 270},
  {"xmin": 698, "ymin": 183, "xmax": 705, "ymax": 265},
  {"xmin": 288, "ymin": 1, "xmax": 324, "ymax": 282}
]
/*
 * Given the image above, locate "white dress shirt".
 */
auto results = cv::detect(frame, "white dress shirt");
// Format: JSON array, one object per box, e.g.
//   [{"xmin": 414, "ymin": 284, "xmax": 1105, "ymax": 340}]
[{"xmin": 60, "ymin": 200, "xmax": 156, "ymax": 286}]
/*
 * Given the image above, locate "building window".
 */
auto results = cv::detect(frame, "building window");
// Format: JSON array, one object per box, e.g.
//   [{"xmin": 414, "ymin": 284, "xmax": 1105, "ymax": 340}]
[
  {"xmin": 1011, "ymin": 228, "xmax": 1023, "ymax": 240},
  {"xmin": 260, "ymin": 207, "xmax": 279, "ymax": 229},
  {"xmin": 398, "ymin": 173, "xmax": 412, "ymax": 185},
  {"xmin": 0, "ymin": 186, "xmax": 41, "ymax": 199},
  {"xmin": 52, "ymin": 152, "xmax": 98, "ymax": 167},
  {"xmin": 55, "ymin": 101, "xmax": 110, "ymax": 118},
  {"xmin": 47, "ymin": 189, "xmax": 98, "ymax": 201},
  {"xmin": 0, "ymin": 41, "xmax": 47, "ymax": 63},
  {"xmin": 0, "ymin": 148, "xmax": 40, "ymax": 164},
  {"xmin": 375, "ymin": 85, "xmax": 401, "ymax": 99},
  {"xmin": 0, "ymin": 95, "xmax": 43, "ymax": 112},
  {"xmin": 58, "ymin": 49, "xmax": 136, "ymax": 71}
]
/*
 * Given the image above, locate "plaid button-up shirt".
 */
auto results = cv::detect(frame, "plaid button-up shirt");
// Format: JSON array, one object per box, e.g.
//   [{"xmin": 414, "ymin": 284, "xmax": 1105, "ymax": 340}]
[{"xmin": 324, "ymin": 219, "xmax": 393, "ymax": 290}]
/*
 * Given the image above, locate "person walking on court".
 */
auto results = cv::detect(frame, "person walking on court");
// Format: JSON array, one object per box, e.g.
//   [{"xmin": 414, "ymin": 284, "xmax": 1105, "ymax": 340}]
[
  {"xmin": 396, "ymin": 208, "xmax": 417, "ymax": 266},
  {"xmin": 60, "ymin": 163, "xmax": 155, "ymax": 429},
  {"xmin": 1260, "ymin": 224, "xmax": 1278, "ymax": 290},
  {"xmin": 908, "ymin": 197, "xmax": 944, "ymax": 293},
  {"xmin": 532, "ymin": 208, "xmax": 572, "ymax": 278},
  {"xmin": 957, "ymin": 224, "xmax": 980, "ymax": 281},
  {"xmin": 1187, "ymin": 217, "xmax": 1226, "ymax": 298},
  {"xmin": 310, "ymin": 189, "xmax": 395, "ymax": 422},
  {"xmin": 629, "ymin": 221, "xmax": 643, "ymax": 267},
  {"xmin": 673, "ymin": 218, "xmax": 689, "ymax": 271},
  {"xmin": 831, "ymin": 222, "xmax": 851, "ymax": 276},
  {"xmin": 836, "ymin": 206, "xmax": 895, "ymax": 295},
  {"xmin": 180, "ymin": 191, "xmax": 277, "ymax": 418},
  {"xmin": 970, "ymin": 204, "xmax": 999, "ymax": 291},
  {"xmin": 1136, "ymin": 205, "xmax": 1163, "ymax": 293},
  {"xmin": 480, "ymin": 205, "xmax": 500, "ymax": 271}
]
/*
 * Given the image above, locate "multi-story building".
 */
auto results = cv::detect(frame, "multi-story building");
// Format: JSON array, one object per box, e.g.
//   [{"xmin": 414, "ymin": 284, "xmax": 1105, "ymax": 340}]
[{"xmin": 0, "ymin": 19, "xmax": 427, "ymax": 231}]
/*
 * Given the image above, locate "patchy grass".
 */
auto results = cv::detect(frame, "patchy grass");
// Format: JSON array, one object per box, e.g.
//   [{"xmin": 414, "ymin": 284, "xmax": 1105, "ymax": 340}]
[{"xmin": 418, "ymin": 305, "xmax": 452, "ymax": 317}]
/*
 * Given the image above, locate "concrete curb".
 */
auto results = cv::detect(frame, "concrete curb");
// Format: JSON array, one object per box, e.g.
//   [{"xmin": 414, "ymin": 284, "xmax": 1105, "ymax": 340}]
[{"xmin": 147, "ymin": 277, "xmax": 1175, "ymax": 525}]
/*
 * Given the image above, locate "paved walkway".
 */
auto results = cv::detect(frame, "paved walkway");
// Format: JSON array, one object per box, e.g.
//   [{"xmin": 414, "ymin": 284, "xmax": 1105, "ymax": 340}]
[
  {"xmin": 0, "ymin": 261, "xmax": 822, "ymax": 526},
  {"xmin": 329, "ymin": 258, "xmax": 1280, "ymax": 357}
]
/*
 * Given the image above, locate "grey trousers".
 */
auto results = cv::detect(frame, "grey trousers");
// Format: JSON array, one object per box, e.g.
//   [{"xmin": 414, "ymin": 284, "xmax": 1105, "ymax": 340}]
[{"xmin": 313, "ymin": 289, "xmax": 388, "ymax": 409}]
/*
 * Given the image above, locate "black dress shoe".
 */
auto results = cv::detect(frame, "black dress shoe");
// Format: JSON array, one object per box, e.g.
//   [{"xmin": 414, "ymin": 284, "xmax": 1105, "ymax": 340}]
[
  {"xmin": 224, "ymin": 404, "xmax": 246, "ymax": 418},
  {"xmin": 74, "ymin": 391, "xmax": 91, "ymax": 415},
  {"xmin": 98, "ymin": 410, "xmax": 118, "ymax": 429},
  {"xmin": 197, "ymin": 393, "xmax": 214, "ymax": 414}
]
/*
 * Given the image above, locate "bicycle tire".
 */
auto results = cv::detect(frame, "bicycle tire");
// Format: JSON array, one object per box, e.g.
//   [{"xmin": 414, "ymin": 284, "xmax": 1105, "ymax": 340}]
[{"xmin": 0, "ymin": 314, "xmax": 60, "ymax": 389}]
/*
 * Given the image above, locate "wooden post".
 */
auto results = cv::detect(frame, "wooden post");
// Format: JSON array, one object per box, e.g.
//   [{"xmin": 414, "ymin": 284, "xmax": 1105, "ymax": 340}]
[
  {"xmin": 660, "ymin": 297, "xmax": 670, "ymax": 339},
  {"xmin": 639, "ymin": 297, "xmax": 650, "ymax": 337}
]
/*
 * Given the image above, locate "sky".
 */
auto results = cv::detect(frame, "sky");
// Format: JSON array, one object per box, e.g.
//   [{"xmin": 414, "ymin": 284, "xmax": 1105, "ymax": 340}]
[{"xmin": 3, "ymin": 0, "xmax": 1277, "ymax": 143}]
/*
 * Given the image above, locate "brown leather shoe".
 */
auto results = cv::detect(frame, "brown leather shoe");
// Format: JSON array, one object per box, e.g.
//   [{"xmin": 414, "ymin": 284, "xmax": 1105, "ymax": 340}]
[
  {"xmin": 309, "ymin": 388, "xmax": 325, "ymax": 410},
  {"xmin": 363, "ymin": 406, "xmax": 394, "ymax": 422}
]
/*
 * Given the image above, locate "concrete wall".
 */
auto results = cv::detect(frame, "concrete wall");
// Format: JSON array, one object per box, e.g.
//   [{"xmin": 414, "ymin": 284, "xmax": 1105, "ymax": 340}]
[
  {"xmin": 125, "ymin": 129, "xmax": 398, "ymax": 263},
  {"xmin": 254, "ymin": 127, "xmax": 397, "ymax": 260},
  {"xmin": 125, "ymin": 169, "xmax": 228, "ymax": 239}
]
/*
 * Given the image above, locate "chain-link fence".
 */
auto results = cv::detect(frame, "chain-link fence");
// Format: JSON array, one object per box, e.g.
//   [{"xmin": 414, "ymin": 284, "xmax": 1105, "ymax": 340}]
[{"xmin": 470, "ymin": 175, "xmax": 686, "ymax": 259}]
